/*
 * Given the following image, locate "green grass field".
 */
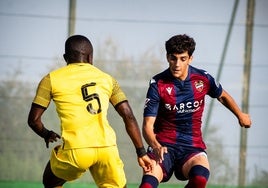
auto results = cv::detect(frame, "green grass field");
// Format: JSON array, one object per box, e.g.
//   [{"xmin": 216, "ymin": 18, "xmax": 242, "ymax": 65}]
[{"xmin": 0, "ymin": 181, "xmax": 264, "ymax": 188}]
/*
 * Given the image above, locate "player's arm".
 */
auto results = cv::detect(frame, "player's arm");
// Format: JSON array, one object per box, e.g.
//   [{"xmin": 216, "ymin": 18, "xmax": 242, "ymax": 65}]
[
  {"xmin": 143, "ymin": 116, "xmax": 167, "ymax": 163},
  {"xmin": 27, "ymin": 74, "xmax": 60, "ymax": 148},
  {"xmin": 115, "ymin": 101, "xmax": 144, "ymax": 149},
  {"xmin": 217, "ymin": 89, "xmax": 251, "ymax": 128},
  {"xmin": 27, "ymin": 103, "xmax": 60, "ymax": 148},
  {"xmin": 111, "ymin": 79, "xmax": 146, "ymax": 150},
  {"xmin": 115, "ymin": 101, "xmax": 153, "ymax": 172}
]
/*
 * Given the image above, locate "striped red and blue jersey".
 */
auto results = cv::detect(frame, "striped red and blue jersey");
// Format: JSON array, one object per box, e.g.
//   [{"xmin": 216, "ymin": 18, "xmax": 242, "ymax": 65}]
[{"xmin": 144, "ymin": 65, "xmax": 223, "ymax": 149}]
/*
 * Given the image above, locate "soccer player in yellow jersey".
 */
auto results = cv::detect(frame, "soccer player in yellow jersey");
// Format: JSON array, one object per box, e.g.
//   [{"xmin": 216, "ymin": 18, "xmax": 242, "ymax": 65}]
[{"xmin": 28, "ymin": 35, "xmax": 152, "ymax": 188}]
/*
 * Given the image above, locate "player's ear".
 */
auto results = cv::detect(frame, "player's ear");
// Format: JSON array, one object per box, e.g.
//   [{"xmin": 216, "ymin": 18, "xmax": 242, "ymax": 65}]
[
  {"xmin": 188, "ymin": 55, "xmax": 193, "ymax": 65},
  {"xmin": 166, "ymin": 53, "xmax": 169, "ymax": 62},
  {"xmin": 166, "ymin": 53, "xmax": 174, "ymax": 63},
  {"xmin": 63, "ymin": 54, "xmax": 68, "ymax": 63},
  {"xmin": 87, "ymin": 54, "xmax": 93, "ymax": 64}
]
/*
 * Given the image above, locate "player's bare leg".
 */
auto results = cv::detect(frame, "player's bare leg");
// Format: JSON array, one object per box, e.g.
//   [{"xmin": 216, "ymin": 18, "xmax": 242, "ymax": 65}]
[
  {"xmin": 43, "ymin": 161, "xmax": 66, "ymax": 188},
  {"xmin": 182, "ymin": 153, "xmax": 210, "ymax": 188}
]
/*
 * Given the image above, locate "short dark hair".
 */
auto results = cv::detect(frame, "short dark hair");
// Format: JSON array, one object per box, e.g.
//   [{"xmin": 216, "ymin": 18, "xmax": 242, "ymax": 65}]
[
  {"xmin": 165, "ymin": 34, "xmax": 196, "ymax": 56},
  {"xmin": 64, "ymin": 35, "xmax": 93, "ymax": 63},
  {"xmin": 65, "ymin": 35, "xmax": 93, "ymax": 54}
]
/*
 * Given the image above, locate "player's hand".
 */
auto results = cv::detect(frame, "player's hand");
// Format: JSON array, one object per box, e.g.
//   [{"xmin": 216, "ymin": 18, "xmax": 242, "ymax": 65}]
[
  {"xmin": 44, "ymin": 130, "xmax": 61, "ymax": 148},
  {"xmin": 153, "ymin": 146, "xmax": 168, "ymax": 164},
  {"xmin": 238, "ymin": 113, "xmax": 252, "ymax": 128},
  {"xmin": 138, "ymin": 155, "xmax": 153, "ymax": 173}
]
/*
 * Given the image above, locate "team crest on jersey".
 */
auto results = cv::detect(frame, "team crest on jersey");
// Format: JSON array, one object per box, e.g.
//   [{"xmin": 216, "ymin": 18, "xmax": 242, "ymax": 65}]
[{"xmin": 195, "ymin": 80, "xmax": 204, "ymax": 92}]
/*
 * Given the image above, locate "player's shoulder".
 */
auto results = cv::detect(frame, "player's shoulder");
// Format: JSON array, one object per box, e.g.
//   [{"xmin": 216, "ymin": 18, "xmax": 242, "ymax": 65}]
[
  {"xmin": 190, "ymin": 65, "xmax": 207, "ymax": 74},
  {"xmin": 150, "ymin": 69, "xmax": 171, "ymax": 83},
  {"xmin": 189, "ymin": 65, "xmax": 211, "ymax": 78}
]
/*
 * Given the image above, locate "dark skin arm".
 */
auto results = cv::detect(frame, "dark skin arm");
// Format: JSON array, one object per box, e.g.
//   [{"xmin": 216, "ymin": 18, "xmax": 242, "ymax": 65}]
[
  {"xmin": 27, "ymin": 103, "xmax": 60, "ymax": 148},
  {"xmin": 115, "ymin": 101, "xmax": 153, "ymax": 172}
]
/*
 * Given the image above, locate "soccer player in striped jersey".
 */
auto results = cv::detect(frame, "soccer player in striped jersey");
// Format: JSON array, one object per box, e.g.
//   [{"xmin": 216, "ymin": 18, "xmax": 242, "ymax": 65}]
[
  {"xmin": 28, "ymin": 35, "xmax": 152, "ymax": 188},
  {"xmin": 139, "ymin": 34, "xmax": 251, "ymax": 188}
]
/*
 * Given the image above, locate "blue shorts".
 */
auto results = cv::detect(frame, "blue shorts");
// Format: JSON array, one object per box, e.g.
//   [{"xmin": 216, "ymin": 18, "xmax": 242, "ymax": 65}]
[{"xmin": 147, "ymin": 144, "xmax": 206, "ymax": 182}]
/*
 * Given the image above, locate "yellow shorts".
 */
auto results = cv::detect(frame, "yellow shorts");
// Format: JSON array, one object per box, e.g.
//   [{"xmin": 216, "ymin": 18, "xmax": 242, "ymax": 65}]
[{"xmin": 50, "ymin": 145, "xmax": 127, "ymax": 187}]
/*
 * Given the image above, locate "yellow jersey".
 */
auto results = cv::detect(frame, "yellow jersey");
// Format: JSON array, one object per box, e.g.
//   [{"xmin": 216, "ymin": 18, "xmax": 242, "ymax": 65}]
[{"xmin": 33, "ymin": 63, "xmax": 127, "ymax": 149}]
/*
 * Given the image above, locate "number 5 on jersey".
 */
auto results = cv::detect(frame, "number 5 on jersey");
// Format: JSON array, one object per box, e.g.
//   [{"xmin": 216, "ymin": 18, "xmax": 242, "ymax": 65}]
[{"xmin": 81, "ymin": 82, "xmax": 102, "ymax": 114}]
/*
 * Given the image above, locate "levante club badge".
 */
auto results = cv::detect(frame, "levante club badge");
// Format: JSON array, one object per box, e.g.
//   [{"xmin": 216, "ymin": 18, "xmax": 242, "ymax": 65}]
[{"xmin": 195, "ymin": 80, "xmax": 204, "ymax": 92}]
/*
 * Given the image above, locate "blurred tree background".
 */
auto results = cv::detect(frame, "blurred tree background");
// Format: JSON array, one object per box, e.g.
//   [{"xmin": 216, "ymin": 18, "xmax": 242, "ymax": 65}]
[{"xmin": 0, "ymin": 38, "xmax": 267, "ymax": 187}]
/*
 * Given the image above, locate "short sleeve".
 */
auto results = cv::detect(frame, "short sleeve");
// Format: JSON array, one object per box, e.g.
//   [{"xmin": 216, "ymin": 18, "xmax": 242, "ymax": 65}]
[
  {"xmin": 32, "ymin": 74, "xmax": 52, "ymax": 108},
  {"xmin": 110, "ymin": 78, "xmax": 127, "ymax": 106},
  {"xmin": 144, "ymin": 78, "xmax": 160, "ymax": 117},
  {"xmin": 206, "ymin": 72, "xmax": 223, "ymax": 98}
]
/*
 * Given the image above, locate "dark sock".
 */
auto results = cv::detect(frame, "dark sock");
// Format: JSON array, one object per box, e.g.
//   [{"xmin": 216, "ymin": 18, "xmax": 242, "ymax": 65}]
[
  {"xmin": 185, "ymin": 165, "xmax": 209, "ymax": 188},
  {"xmin": 139, "ymin": 175, "xmax": 159, "ymax": 188}
]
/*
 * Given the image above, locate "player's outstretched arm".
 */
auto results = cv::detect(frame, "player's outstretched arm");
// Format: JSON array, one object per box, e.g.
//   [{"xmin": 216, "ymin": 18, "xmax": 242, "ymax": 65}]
[
  {"xmin": 27, "ymin": 103, "xmax": 60, "ymax": 148},
  {"xmin": 115, "ymin": 101, "xmax": 153, "ymax": 172},
  {"xmin": 217, "ymin": 90, "xmax": 252, "ymax": 128}
]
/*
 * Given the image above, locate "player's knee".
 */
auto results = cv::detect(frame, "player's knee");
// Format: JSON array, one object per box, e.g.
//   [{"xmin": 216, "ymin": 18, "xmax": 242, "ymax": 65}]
[
  {"xmin": 43, "ymin": 175, "xmax": 65, "ymax": 188},
  {"xmin": 185, "ymin": 165, "xmax": 210, "ymax": 188},
  {"xmin": 43, "ymin": 162, "xmax": 66, "ymax": 188},
  {"xmin": 139, "ymin": 175, "xmax": 159, "ymax": 188}
]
